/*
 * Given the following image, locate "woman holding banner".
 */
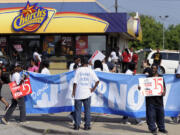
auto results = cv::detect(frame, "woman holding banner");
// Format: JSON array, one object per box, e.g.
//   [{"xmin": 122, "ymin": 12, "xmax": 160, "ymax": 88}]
[{"xmin": 1, "ymin": 63, "xmax": 27, "ymax": 125}]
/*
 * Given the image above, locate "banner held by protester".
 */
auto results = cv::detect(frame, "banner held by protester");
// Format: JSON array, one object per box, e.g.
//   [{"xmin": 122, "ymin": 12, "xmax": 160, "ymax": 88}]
[{"xmin": 25, "ymin": 72, "xmax": 180, "ymax": 118}]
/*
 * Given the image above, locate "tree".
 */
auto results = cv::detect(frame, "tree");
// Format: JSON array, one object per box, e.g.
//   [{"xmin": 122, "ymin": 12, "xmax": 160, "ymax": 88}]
[
  {"xmin": 165, "ymin": 24, "xmax": 180, "ymax": 50},
  {"xmin": 129, "ymin": 14, "xmax": 163, "ymax": 49}
]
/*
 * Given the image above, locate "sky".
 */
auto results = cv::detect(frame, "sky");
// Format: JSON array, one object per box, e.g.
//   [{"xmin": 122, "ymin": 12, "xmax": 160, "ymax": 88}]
[{"xmin": 97, "ymin": 0, "xmax": 180, "ymax": 27}]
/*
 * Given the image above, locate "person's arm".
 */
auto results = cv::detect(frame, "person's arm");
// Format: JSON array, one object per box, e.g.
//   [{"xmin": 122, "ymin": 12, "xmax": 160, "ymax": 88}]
[
  {"xmin": 91, "ymin": 70, "xmax": 99, "ymax": 92},
  {"xmin": 162, "ymin": 78, "xmax": 166, "ymax": 96},
  {"xmin": 72, "ymin": 69, "xmax": 78, "ymax": 97},
  {"xmin": 0, "ymin": 69, "xmax": 3, "ymax": 84},
  {"xmin": 72, "ymin": 83, "xmax": 77, "ymax": 97},
  {"xmin": 91, "ymin": 81, "xmax": 99, "ymax": 93}
]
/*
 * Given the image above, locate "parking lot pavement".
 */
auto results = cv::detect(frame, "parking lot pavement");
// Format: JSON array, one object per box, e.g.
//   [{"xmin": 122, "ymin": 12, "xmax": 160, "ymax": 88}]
[{"xmin": 0, "ymin": 111, "xmax": 179, "ymax": 135}]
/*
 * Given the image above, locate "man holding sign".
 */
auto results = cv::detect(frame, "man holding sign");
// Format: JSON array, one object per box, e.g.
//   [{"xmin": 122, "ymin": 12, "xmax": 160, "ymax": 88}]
[{"xmin": 139, "ymin": 64, "xmax": 167, "ymax": 134}]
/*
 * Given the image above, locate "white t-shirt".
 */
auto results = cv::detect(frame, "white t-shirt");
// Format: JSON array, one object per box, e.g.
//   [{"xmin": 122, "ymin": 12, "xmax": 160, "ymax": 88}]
[
  {"xmin": 69, "ymin": 63, "xmax": 75, "ymax": 71},
  {"xmin": 102, "ymin": 63, "xmax": 109, "ymax": 72},
  {"xmin": 73, "ymin": 67, "xmax": 99, "ymax": 99},
  {"xmin": 94, "ymin": 68, "xmax": 102, "ymax": 71},
  {"xmin": 176, "ymin": 64, "xmax": 180, "ymax": 74},
  {"xmin": 41, "ymin": 67, "xmax": 50, "ymax": 75},
  {"xmin": 111, "ymin": 51, "xmax": 118, "ymax": 61},
  {"xmin": 11, "ymin": 72, "xmax": 21, "ymax": 85},
  {"xmin": 125, "ymin": 69, "xmax": 133, "ymax": 75}
]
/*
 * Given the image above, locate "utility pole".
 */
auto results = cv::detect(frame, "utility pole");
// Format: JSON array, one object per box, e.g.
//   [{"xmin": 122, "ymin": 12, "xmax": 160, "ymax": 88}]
[
  {"xmin": 159, "ymin": 15, "xmax": 168, "ymax": 49},
  {"xmin": 115, "ymin": 0, "xmax": 118, "ymax": 13}
]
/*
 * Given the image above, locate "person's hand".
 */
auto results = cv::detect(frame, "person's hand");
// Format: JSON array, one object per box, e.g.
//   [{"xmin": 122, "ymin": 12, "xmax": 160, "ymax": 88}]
[
  {"xmin": 162, "ymin": 91, "xmax": 166, "ymax": 96},
  {"xmin": 138, "ymin": 86, "xmax": 141, "ymax": 91},
  {"xmin": 91, "ymin": 88, "xmax": 95, "ymax": 93}
]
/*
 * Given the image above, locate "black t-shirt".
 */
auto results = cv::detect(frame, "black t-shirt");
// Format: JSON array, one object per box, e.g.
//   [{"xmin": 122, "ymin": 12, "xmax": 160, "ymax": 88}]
[
  {"xmin": 145, "ymin": 74, "xmax": 165, "ymax": 107},
  {"xmin": 153, "ymin": 52, "xmax": 162, "ymax": 65},
  {"xmin": 143, "ymin": 67, "xmax": 152, "ymax": 76}
]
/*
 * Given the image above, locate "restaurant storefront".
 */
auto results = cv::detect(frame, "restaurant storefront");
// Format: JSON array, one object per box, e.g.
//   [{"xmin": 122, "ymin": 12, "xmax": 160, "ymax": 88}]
[{"xmin": 0, "ymin": 0, "xmax": 142, "ymax": 70}]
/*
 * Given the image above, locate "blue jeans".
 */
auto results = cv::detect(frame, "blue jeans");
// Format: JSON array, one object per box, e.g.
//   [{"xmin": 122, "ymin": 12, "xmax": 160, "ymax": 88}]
[
  {"xmin": 146, "ymin": 104, "xmax": 165, "ymax": 131},
  {"xmin": 74, "ymin": 97, "xmax": 91, "ymax": 127}
]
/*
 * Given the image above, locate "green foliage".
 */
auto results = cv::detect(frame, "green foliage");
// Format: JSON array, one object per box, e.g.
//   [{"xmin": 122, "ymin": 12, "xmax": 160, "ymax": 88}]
[{"xmin": 129, "ymin": 14, "xmax": 180, "ymax": 50}]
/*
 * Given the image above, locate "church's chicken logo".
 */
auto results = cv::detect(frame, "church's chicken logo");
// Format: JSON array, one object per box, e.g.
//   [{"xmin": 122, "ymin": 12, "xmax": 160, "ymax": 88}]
[{"xmin": 12, "ymin": 1, "xmax": 48, "ymax": 32}]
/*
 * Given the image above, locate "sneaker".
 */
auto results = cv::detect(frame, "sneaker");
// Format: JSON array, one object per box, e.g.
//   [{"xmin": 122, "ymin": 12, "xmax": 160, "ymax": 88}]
[
  {"xmin": 172, "ymin": 117, "xmax": 178, "ymax": 123},
  {"xmin": 136, "ymin": 120, "xmax": 146, "ymax": 125},
  {"xmin": 84, "ymin": 126, "xmax": 91, "ymax": 130},
  {"xmin": 123, "ymin": 121, "xmax": 131, "ymax": 125},
  {"xmin": 73, "ymin": 125, "xmax": 80, "ymax": 130},
  {"xmin": 18, "ymin": 121, "xmax": 30, "ymax": 125},
  {"xmin": 150, "ymin": 129, "xmax": 157, "ymax": 135},
  {"xmin": 159, "ymin": 129, "xmax": 168, "ymax": 134},
  {"xmin": 1, "ymin": 118, "xmax": 8, "ymax": 125}
]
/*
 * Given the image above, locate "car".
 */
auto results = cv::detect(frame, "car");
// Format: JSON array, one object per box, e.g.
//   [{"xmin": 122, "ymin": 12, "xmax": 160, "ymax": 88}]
[{"xmin": 147, "ymin": 50, "xmax": 180, "ymax": 74}]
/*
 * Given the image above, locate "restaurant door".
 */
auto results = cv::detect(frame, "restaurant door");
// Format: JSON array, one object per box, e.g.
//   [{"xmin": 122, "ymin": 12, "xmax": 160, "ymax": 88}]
[{"xmin": 8, "ymin": 35, "xmax": 41, "ymax": 64}]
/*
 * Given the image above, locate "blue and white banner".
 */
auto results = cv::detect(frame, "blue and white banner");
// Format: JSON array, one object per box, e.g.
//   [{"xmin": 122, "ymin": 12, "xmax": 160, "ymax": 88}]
[{"xmin": 25, "ymin": 71, "xmax": 180, "ymax": 118}]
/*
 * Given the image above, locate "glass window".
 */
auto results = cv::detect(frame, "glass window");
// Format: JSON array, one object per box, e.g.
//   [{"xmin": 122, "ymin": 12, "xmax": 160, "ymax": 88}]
[
  {"xmin": 151, "ymin": 52, "xmax": 167, "ymax": 60},
  {"xmin": 43, "ymin": 36, "xmax": 74, "ymax": 57},
  {"xmin": 167, "ymin": 53, "xmax": 180, "ymax": 61},
  {"xmin": 87, "ymin": 36, "xmax": 106, "ymax": 55}
]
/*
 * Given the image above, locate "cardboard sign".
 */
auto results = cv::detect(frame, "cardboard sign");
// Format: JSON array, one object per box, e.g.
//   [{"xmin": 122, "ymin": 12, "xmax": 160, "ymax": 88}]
[
  {"xmin": 89, "ymin": 50, "xmax": 105, "ymax": 64},
  {"xmin": 139, "ymin": 77, "xmax": 164, "ymax": 96},
  {"xmin": 9, "ymin": 78, "xmax": 32, "ymax": 99}
]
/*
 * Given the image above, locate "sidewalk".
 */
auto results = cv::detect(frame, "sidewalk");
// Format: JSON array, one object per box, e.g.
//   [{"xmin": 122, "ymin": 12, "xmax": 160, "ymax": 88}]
[{"xmin": 0, "ymin": 111, "xmax": 179, "ymax": 135}]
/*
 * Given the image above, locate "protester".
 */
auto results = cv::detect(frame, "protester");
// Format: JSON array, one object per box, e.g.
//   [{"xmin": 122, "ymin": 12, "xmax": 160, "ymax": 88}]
[
  {"xmin": 143, "ymin": 60, "xmax": 152, "ymax": 76},
  {"xmin": 102, "ymin": 57, "xmax": 109, "ymax": 72},
  {"xmin": 33, "ymin": 48, "xmax": 41, "ymax": 68},
  {"xmin": 1, "ymin": 63, "xmax": 27, "ymax": 125},
  {"xmin": 69, "ymin": 56, "xmax": 81, "ymax": 71},
  {"xmin": 129, "ymin": 47, "xmax": 134, "ymax": 60},
  {"xmin": 131, "ymin": 50, "xmax": 138, "ymax": 74},
  {"xmin": 122, "ymin": 48, "xmax": 131, "ymax": 73},
  {"xmin": 72, "ymin": 57, "xmax": 99, "ymax": 130},
  {"xmin": 153, "ymin": 48, "xmax": 162, "ymax": 74},
  {"xmin": 0, "ymin": 61, "xmax": 10, "ymax": 111},
  {"xmin": 153, "ymin": 48, "xmax": 162, "ymax": 66},
  {"xmin": 28, "ymin": 59, "xmax": 39, "ymax": 73},
  {"xmin": 39, "ymin": 60, "xmax": 50, "ymax": 75},
  {"xmin": 139, "ymin": 64, "xmax": 168, "ymax": 134},
  {"xmin": 116, "ymin": 47, "xmax": 123, "ymax": 73},
  {"xmin": 107, "ymin": 62, "xmax": 116, "ymax": 73},
  {"xmin": 94, "ymin": 60, "xmax": 103, "ymax": 71}
]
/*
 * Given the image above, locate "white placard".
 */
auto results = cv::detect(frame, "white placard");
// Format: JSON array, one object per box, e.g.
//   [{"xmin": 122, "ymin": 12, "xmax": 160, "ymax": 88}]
[
  {"xmin": 89, "ymin": 50, "xmax": 105, "ymax": 64},
  {"xmin": 139, "ymin": 77, "xmax": 164, "ymax": 97}
]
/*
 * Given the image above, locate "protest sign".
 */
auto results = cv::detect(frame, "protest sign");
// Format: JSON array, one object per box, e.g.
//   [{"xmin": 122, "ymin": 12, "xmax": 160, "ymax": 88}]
[
  {"xmin": 139, "ymin": 77, "xmax": 164, "ymax": 96},
  {"xmin": 9, "ymin": 78, "xmax": 32, "ymax": 99},
  {"xmin": 89, "ymin": 50, "xmax": 105, "ymax": 64}
]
